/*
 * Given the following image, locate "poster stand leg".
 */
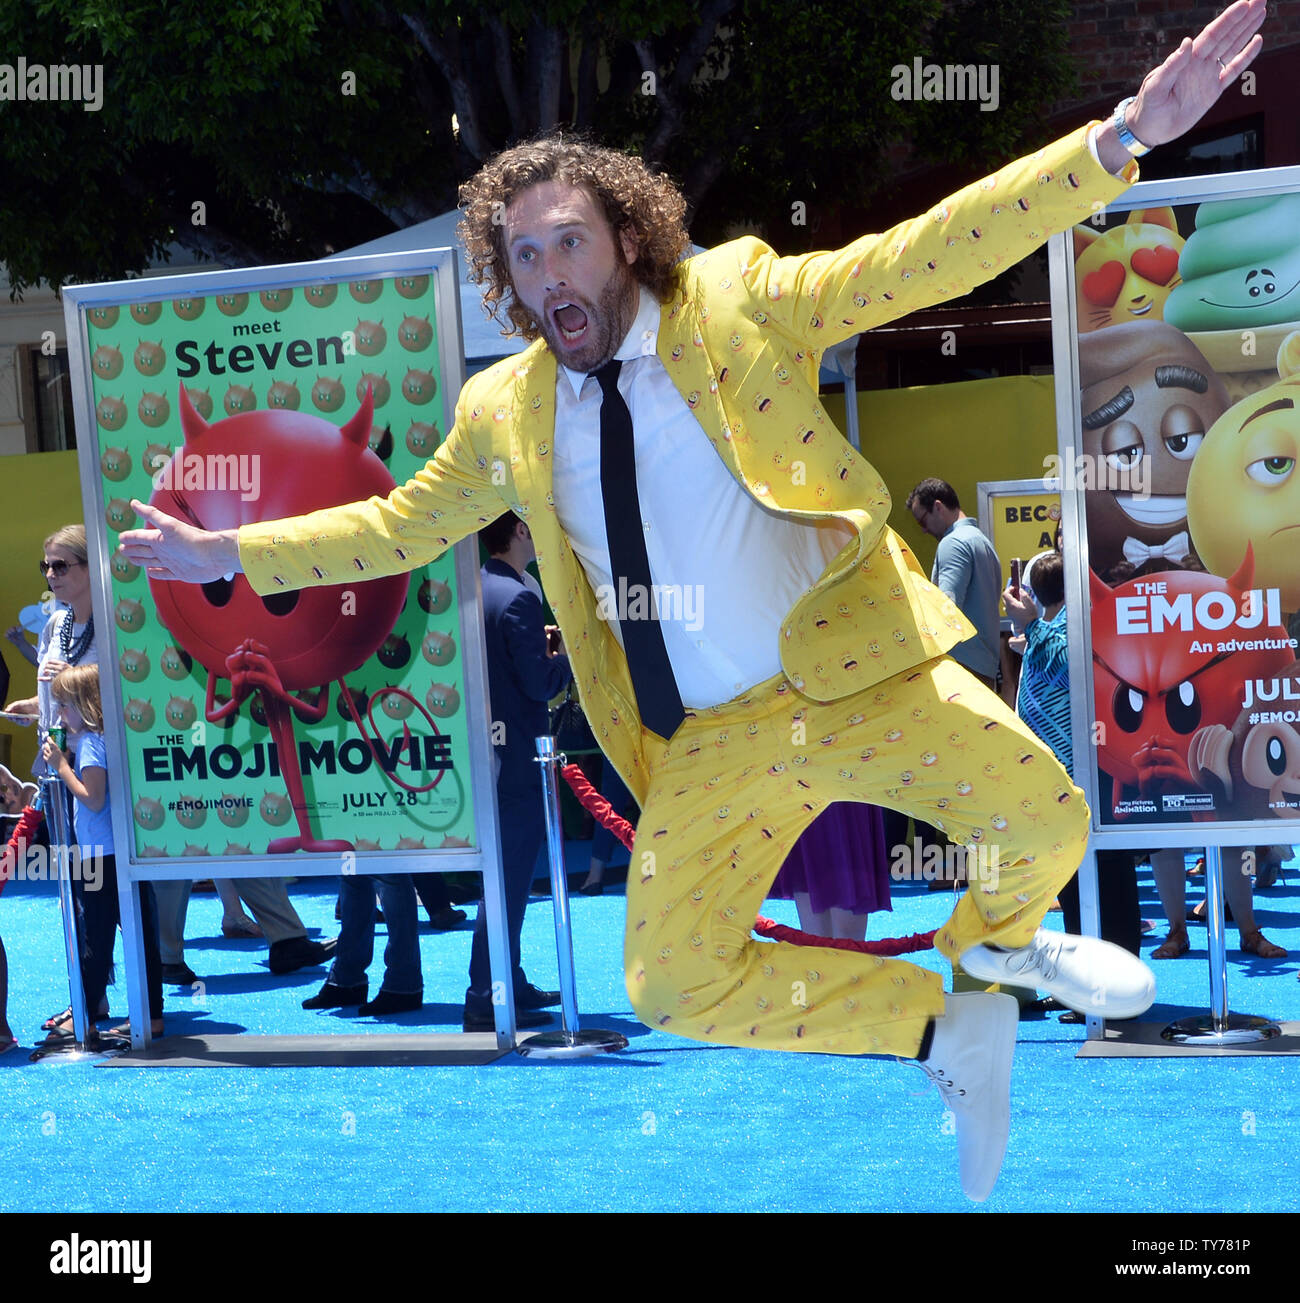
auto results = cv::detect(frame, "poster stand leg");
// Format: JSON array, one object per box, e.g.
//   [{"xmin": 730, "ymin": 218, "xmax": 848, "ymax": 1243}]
[
  {"xmin": 1162, "ymin": 845, "xmax": 1280, "ymax": 1046},
  {"xmin": 515, "ymin": 736, "xmax": 628, "ymax": 1059},
  {"xmin": 1080, "ymin": 843, "xmax": 1104, "ymax": 1041}
]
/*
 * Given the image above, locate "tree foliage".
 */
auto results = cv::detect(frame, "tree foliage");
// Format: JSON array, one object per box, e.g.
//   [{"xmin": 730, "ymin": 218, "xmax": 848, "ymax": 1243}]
[{"xmin": 0, "ymin": 0, "xmax": 1077, "ymax": 295}]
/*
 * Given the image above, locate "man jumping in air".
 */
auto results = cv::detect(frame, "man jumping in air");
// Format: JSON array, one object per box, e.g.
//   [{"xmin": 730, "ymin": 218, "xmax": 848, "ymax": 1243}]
[{"xmin": 122, "ymin": 2, "xmax": 1266, "ymax": 1200}]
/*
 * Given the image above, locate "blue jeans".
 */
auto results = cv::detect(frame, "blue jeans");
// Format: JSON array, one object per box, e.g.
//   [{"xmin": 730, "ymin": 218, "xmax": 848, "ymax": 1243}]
[{"xmin": 330, "ymin": 873, "xmax": 422, "ymax": 995}]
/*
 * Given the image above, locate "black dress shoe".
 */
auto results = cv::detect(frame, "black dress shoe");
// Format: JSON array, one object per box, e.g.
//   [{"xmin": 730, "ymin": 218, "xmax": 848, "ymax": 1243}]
[
  {"xmin": 462, "ymin": 1001, "xmax": 553, "ymax": 1032},
  {"xmin": 359, "ymin": 989, "xmax": 422, "ymax": 1016},
  {"xmin": 268, "ymin": 935, "xmax": 338, "ymax": 975},
  {"xmin": 161, "ymin": 962, "xmax": 199, "ymax": 985},
  {"xmin": 515, "ymin": 983, "xmax": 562, "ymax": 1010},
  {"xmin": 302, "ymin": 981, "xmax": 367, "ymax": 1010},
  {"xmin": 579, "ymin": 881, "xmax": 604, "ymax": 896}
]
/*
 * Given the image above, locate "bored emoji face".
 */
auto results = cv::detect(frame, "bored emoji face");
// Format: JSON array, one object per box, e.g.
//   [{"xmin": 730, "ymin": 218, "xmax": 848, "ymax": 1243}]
[{"xmin": 1188, "ymin": 367, "xmax": 1300, "ymax": 606}]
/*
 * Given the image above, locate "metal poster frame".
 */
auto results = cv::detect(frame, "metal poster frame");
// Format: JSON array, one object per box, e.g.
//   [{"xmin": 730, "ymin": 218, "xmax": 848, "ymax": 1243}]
[
  {"xmin": 1049, "ymin": 165, "xmax": 1300, "ymax": 852},
  {"xmin": 62, "ymin": 250, "xmax": 519, "ymax": 1052}
]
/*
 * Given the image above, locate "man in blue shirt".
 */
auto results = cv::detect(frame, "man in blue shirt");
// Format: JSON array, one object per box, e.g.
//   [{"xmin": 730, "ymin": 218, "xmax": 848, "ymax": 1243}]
[{"xmin": 908, "ymin": 478, "xmax": 1002, "ymax": 690}]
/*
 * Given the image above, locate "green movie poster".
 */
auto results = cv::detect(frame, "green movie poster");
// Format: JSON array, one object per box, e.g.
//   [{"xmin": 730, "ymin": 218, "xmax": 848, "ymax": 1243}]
[{"xmin": 85, "ymin": 271, "xmax": 476, "ymax": 860}]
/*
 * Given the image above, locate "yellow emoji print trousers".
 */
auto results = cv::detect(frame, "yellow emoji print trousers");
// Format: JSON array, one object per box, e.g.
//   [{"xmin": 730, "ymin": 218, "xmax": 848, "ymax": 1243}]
[{"xmin": 624, "ymin": 655, "xmax": 1089, "ymax": 1058}]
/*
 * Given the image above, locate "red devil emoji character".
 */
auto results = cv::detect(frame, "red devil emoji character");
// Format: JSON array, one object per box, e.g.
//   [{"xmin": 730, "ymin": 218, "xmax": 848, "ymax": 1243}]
[
  {"xmin": 147, "ymin": 385, "xmax": 407, "ymax": 852},
  {"xmin": 1090, "ymin": 549, "xmax": 1295, "ymax": 820}
]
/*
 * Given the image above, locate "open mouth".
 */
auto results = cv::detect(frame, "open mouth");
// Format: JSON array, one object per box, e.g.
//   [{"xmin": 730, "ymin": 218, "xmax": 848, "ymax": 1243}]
[{"xmin": 551, "ymin": 301, "xmax": 589, "ymax": 343}]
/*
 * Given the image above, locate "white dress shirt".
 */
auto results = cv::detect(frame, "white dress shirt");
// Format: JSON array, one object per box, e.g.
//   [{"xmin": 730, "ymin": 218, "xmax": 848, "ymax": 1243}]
[{"xmin": 550, "ymin": 288, "xmax": 854, "ymax": 709}]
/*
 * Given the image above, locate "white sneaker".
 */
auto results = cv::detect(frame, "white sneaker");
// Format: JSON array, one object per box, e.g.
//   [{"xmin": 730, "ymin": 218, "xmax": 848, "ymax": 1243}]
[
  {"xmin": 915, "ymin": 991, "xmax": 1018, "ymax": 1202},
  {"xmin": 960, "ymin": 928, "xmax": 1155, "ymax": 1020}
]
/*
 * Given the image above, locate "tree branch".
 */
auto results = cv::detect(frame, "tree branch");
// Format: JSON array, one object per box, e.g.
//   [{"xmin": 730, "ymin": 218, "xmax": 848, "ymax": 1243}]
[
  {"xmin": 307, "ymin": 166, "xmax": 443, "ymax": 228},
  {"xmin": 574, "ymin": 25, "xmax": 598, "ymax": 131},
  {"xmin": 641, "ymin": 0, "xmax": 733, "ymax": 165},
  {"xmin": 668, "ymin": 0, "xmax": 734, "ymax": 104},
  {"xmin": 682, "ymin": 140, "xmax": 736, "ymax": 224},
  {"xmin": 488, "ymin": 14, "xmax": 526, "ymax": 139},
  {"xmin": 400, "ymin": 10, "xmax": 491, "ymax": 162},
  {"xmin": 531, "ymin": 19, "xmax": 564, "ymax": 134},
  {"xmin": 169, "ymin": 222, "xmax": 269, "ymax": 269}
]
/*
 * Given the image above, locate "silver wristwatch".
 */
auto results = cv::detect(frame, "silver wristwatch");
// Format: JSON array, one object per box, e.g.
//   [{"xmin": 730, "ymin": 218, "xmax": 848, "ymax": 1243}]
[{"xmin": 1113, "ymin": 96, "xmax": 1151, "ymax": 156}]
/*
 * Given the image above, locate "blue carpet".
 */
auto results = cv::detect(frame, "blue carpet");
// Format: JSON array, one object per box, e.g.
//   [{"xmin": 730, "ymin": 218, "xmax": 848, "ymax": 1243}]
[{"xmin": 1, "ymin": 851, "xmax": 1298, "ymax": 1213}]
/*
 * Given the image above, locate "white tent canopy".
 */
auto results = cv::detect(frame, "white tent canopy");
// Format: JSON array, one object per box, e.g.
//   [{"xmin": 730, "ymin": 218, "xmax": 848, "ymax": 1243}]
[{"xmin": 332, "ymin": 210, "xmax": 525, "ymax": 366}]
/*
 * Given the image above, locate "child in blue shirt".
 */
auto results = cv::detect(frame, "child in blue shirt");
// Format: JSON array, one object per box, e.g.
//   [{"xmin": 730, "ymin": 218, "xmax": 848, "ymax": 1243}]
[{"xmin": 43, "ymin": 665, "xmax": 163, "ymax": 1043}]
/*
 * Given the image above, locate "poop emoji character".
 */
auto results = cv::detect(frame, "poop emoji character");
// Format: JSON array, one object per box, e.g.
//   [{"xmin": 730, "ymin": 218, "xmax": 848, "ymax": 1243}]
[
  {"xmin": 1165, "ymin": 193, "xmax": 1300, "ymax": 332},
  {"xmin": 1079, "ymin": 321, "xmax": 1229, "ymax": 579}
]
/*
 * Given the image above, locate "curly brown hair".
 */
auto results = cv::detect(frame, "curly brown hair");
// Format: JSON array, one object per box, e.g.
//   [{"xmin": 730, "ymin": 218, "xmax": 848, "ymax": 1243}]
[{"xmin": 458, "ymin": 135, "xmax": 690, "ymax": 341}]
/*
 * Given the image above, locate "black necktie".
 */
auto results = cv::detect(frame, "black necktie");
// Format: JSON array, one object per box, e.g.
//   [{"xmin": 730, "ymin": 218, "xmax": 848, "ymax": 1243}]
[{"xmin": 592, "ymin": 359, "xmax": 685, "ymax": 741}]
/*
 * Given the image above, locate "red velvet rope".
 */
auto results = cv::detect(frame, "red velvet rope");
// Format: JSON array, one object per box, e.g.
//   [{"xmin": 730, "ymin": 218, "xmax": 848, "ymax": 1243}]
[
  {"xmin": 754, "ymin": 916, "xmax": 937, "ymax": 956},
  {"xmin": 561, "ymin": 763, "xmax": 636, "ymax": 850},
  {"xmin": 558, "ymin": 762, "xmax": 936, "ymax": 956}
]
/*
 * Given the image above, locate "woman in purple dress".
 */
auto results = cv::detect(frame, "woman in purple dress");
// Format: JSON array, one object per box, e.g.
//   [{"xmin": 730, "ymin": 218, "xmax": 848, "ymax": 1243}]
[{"xmin": 769, "ymin": 802, "xmax": 892, "ymax": 942}]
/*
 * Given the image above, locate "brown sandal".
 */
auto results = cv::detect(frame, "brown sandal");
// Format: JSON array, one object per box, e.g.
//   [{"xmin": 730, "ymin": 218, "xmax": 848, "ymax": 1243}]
[
  {"xmin": 1241, "ymin": 929, "xmax": 1287, "ymax": 959},
  {"xmin": 1152, "ymin": 930, "xmax": 1190, "ymax": 959},
  {"xmin": 41, "ymin": 998, "xmax": 110, "ymax": 1031}
]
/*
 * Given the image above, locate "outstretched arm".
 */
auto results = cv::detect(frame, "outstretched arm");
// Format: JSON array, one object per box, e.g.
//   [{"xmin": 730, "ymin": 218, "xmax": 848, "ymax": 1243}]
[
  {"xmin": 1095, "ymin": 0, "xmax": 1266, "ymax": 173},
  {"xmin": 119, "ymin": 500, "xmax": 243, "ymax": 584},
  {"xmin": 742, "ymin": 1, "xmax": 1268, "ymax": 349}
]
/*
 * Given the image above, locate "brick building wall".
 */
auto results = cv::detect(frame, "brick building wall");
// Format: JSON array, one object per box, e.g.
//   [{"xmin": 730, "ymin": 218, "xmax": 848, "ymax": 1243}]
[{"xmin": 1060, "ymin": 1, "xmax": 1300, "ymax": 112}]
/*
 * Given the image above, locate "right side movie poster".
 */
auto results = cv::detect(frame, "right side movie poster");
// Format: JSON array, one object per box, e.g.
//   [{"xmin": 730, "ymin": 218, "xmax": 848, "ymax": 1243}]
[{"xmin": 1065, "ymin": 180, "xmax": 1300, "ymax": 829}]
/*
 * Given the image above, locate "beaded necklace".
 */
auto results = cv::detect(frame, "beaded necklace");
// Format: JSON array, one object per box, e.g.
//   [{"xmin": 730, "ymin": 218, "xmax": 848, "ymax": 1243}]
[{"xmin": 58, "ymin": 609, "xmax": 95, "ymax": 665}]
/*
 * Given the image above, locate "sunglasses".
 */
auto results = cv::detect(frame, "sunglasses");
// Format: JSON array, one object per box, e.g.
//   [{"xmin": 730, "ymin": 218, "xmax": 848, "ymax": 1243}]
[{"xmin": 39, "ymin": 559, "xmax": 85, "ymax": 578}]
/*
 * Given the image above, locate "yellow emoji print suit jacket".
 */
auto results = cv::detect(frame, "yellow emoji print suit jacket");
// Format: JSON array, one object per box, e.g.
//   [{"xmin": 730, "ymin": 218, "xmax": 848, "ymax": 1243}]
[{"xmin": 241, "ymin": 124, "xmax": 1135, "ymax": 806}]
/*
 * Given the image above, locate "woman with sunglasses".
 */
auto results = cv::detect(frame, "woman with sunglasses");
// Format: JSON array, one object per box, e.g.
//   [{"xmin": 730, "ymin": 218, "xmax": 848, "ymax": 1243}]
[
  {"xmin": 4, "ymin": 524, "xmax": 98, "ymax": 776},
  {"xmin": 4, "ymin": 524, "xmax": 108, "ymax": 1035}
]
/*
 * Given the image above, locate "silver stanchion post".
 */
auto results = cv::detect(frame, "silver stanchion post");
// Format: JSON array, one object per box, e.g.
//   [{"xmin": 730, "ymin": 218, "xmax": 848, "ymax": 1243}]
[
  {"xmin": 1163, "ymin": 845, "xmax": 1279, "ymax": 1045},
  {"xmin": 30, "ymin": 775, "xmax": 99, "ymax": 1060},
  {"xmin": 516, "ymin": 735, "xmax": 628, "ymax": 1059}
]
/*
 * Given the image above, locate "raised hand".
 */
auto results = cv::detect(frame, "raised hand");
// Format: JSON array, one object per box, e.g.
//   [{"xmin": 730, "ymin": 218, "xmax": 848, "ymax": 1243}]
[
  {"xmin": 1128, "ymin": 0, "xmax": 1266, "ymax": 148},
  {"xmin": 37, "ymin": 658, "xmax": 70, "ymax": 683},
  {"xmin": 1002, "ymin": 585, "xmax": 1038, "ymax": 632},
  {"xmin": 41, "ymin": 736, "xmax": 71, "ymax": 776},
  {"xmin": 118, "ymin": 499, "xmax": 243, "ymax": 584}
]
